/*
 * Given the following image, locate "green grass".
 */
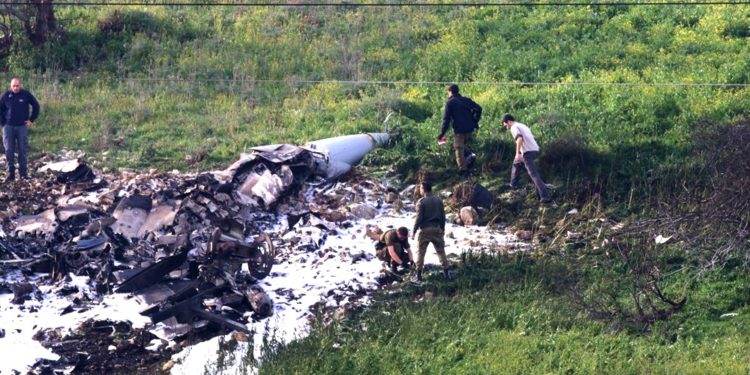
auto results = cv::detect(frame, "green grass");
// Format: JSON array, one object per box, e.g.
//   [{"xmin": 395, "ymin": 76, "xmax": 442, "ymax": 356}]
[
  {"xmin": 1, "ymin": 3, "xmax": 749, "ymax": 179},
  {"xmin": 258, "ymin": 257, "xmax": 750, "ymax": 375},
  {"xmin": 2, "ymin": 4, "xmax": 750, "ymax": 373}
]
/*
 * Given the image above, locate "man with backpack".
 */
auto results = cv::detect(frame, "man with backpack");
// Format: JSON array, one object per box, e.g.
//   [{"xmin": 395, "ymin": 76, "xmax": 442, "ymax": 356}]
[{"xmin": 438, "ymin": 84, "xmax": 482, "ymax": 178}]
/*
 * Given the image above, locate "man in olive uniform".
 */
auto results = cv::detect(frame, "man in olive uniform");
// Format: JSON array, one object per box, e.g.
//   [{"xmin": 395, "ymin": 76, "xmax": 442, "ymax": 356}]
[
  {"xmin": 412, "ymin": 182, "xmax": 450, "ymax": 281},
  {"xmin": 378, "ymin": 227, "xmax": 414, "ymax": 274}
]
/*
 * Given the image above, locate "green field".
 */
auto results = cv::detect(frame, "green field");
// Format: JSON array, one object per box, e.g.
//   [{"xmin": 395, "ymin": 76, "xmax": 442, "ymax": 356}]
[
  {"xmin": 2, "ymin": 2, "xmax": 749, "ymax": 373},
  {"xmin": 258, "ymin": 258, "xmax": 750, "ymax": 375}
]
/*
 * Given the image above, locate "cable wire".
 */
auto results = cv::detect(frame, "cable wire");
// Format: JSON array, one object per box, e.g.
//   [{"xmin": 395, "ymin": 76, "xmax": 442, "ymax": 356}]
[{"xmin": 3, "ymin": 1, "xmax": 750, "ymax": 7}]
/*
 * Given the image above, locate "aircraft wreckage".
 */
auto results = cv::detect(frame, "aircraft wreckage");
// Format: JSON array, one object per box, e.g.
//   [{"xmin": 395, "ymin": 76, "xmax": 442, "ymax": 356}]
[{"xmin": 0, "ymin": 133, "xmax": 388, "ymax": 372}]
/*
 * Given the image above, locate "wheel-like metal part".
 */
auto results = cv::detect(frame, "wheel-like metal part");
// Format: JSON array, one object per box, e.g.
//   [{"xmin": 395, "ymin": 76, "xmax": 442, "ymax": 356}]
[{"xmin": 248, "ymin": 234, "xmax": 275, "ymax": 279}]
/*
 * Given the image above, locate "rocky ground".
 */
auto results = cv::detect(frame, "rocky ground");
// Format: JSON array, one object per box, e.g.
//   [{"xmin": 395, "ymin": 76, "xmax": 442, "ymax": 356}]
[{"xmin": 1, "ymin": 151, "xmax": 530, "ymax": 374}]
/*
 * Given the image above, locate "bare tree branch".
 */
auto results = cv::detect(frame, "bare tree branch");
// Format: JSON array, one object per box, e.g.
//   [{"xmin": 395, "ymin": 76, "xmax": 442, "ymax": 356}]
[{"xmin": 0, "ymin": 0, "xmax": 60, "ymax": 50}]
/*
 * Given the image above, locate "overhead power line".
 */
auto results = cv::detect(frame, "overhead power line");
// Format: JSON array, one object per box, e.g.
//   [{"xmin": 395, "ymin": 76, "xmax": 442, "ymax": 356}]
[
  {"xmin": 4, "ymin": 1, "xmax": 750, "ymax": 7},
  {"xmin": 23, "ymin": 76, "xmax": 750, "ymax": 88}
]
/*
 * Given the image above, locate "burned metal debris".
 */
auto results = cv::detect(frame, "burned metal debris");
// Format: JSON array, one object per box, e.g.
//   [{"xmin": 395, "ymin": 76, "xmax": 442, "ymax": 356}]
[
  {"xmin": 0, "ymin": 134, "xmax": 389, "ymax": 372},
  {"xmin": 2, "ymin": 158, "xmax": 278, "ymax": 364}
]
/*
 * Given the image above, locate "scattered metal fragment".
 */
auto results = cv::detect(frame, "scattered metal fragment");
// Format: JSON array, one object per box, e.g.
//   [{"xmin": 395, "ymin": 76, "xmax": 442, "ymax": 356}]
[
  {"xmin": 12, "ymin": 282, "xmax": 35, "ymax": 304},
  {"xmin": 57, "ymin": 204, "xmax": 91, "ymax": 222},
  {"xmin": 110, "ymin": 195, "xmax": 152, "ymax": 239},
  {"xmin": 137, "ymin": 202, "xmax": 177, "ymax": 238},
  {"xmin": 246, "ymin": 285, "xmax": 273, "ymax": 318},
  {"xmin": 115, "ymin": 251, "xmax": 189, "ymax": 294},
  {"xmin": 14, "ymin": 209, "xmax": 58, "ymax": 238}
]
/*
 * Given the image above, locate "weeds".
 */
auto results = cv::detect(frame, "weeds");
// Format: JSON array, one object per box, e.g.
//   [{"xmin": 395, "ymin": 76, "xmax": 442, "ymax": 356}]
[{"xmin": 259, "ymin": 250, "xmax": 750, "ymax": 374}]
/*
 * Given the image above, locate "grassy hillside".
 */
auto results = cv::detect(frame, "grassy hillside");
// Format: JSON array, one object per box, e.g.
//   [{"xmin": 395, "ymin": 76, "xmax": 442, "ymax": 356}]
[
  {"xmin": 2, "ymin": 3, "xmax": 749, "ymax": 373},
  {"xmin": 2, "ymin": 4, "xmax": 749, "ymax": 177}
]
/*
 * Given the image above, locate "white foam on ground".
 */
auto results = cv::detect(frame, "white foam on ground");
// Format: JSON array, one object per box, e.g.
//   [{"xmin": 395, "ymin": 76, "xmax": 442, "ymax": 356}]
[
  {"xmin": 171, "ymin": 210, "xmax": 527, "ymax": 375},
  {"xmin": 0, "ymin": 272, "xmax": 151, "ymax": 374},
  {"xmin": 0, "ymin": 184, "xmax": 527, "ymax": 374}
]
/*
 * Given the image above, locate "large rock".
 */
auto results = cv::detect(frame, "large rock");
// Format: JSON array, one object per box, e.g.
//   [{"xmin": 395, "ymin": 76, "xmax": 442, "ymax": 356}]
[
  {"xmin": 459, "ymin": 206, "xmax": 479, "ymax": 226},
  {"xmin": 349, "ymin": 203, "xmax": 378, "ymax": 220},
  {"xmin": 385, "ymin": 191, "xmax": 399, "ymax": 204},
  {"xmin": 392, "ymin": 199, "xmax": 403, "ymax": 214},
  {"xmin": 514, "ymin": 230, "xmax": 533, "ymax": 241},
  {"xmin": 326, "ymin": 208, "xmax": 351, "ymax": 222}
]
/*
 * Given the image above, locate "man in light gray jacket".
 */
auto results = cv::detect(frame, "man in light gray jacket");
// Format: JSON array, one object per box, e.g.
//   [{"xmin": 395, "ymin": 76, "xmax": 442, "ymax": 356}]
[{"xmin": 502, "ymin": 113, "xmax": 551, "ymax": 203}]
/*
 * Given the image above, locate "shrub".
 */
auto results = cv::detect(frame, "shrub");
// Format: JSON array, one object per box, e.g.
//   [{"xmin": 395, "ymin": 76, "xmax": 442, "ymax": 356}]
[
  {"xmin": 97, "ymin": 11, "xmax": 125, "ymax": 34},
  {"xmin": 540, "ymin": 135, "xmax": 601, "ymax": 179}
]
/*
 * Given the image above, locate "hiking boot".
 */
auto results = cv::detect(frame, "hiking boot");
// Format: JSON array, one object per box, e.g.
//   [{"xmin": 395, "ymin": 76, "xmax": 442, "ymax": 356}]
[
  {"xmin": 541, "ymin": 198, "xmax": 555, "ymax": 205},
  {"xmin": 466, "ymin": 153, "xmax": 476, "ymax": 168},
  {"xmin": 415, "ymin": 270, "xmax": 423, "ymax": 282},
  {"xmin": 501, "ymin": 183, "xmax": 520, "ymax": 191},
  {"xmin": 460, "ymin": 169, "xmax": 471, "ymax": 179}
]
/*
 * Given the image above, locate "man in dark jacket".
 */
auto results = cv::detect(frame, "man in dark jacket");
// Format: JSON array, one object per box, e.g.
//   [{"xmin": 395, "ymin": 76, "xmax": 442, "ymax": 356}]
[
  {"xmin": 1, "ymin": 78, "xmax": 40, "ymax": 182},
  {"xmin": 411, "ymin": 182, "xmax": 450, "ymax": 281},
  {"xmin": 438, "ymin": 84, "xmax": 482, "ymax": 178}
]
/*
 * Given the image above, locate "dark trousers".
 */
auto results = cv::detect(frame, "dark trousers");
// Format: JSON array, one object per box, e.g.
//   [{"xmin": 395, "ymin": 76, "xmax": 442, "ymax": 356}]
[
  {"xmin": 3, "ymin": 125, "xmax": 29, "ymax": 178},
  {"xmin": 510, "ymin": 151, "xmax": 550, "ymax": 202}
]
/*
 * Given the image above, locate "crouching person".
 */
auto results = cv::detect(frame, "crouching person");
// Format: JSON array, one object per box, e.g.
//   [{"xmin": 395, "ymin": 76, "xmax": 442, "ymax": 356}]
[{"xmin": 375, "ymin": 227, "xmax": 414, "ymax": 274}]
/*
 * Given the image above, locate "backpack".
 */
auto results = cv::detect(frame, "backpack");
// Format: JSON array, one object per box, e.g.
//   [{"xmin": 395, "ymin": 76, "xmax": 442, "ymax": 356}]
[
  {"xmin": 471, "ymin": 106, "xmax": 482, "ymax": 127},
  {"xmin": 459, "ymin": 96, "xmax": 482, "ymax": 129}
]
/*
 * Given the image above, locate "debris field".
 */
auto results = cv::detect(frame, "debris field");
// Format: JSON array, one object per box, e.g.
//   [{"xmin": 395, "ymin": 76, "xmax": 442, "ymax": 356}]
[{"xmin": 1, "ymin": 137, "xmax": 527, "ymax": 374}]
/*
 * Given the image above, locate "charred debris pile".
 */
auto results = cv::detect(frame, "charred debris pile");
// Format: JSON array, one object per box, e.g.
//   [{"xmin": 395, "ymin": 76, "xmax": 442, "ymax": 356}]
[{"xmin": 0, "ymin": 134, "xmax": 394, "ymax": 372}]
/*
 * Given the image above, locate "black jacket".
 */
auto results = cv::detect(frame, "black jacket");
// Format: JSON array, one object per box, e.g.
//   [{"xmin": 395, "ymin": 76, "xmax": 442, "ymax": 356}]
[
  {"xmin": 439, "ymin": 94, "xmax": 482, "ymax": 138},
  {"xmin": 0, "ymin": 89, "xmax": 40, "ymax": 127}
]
